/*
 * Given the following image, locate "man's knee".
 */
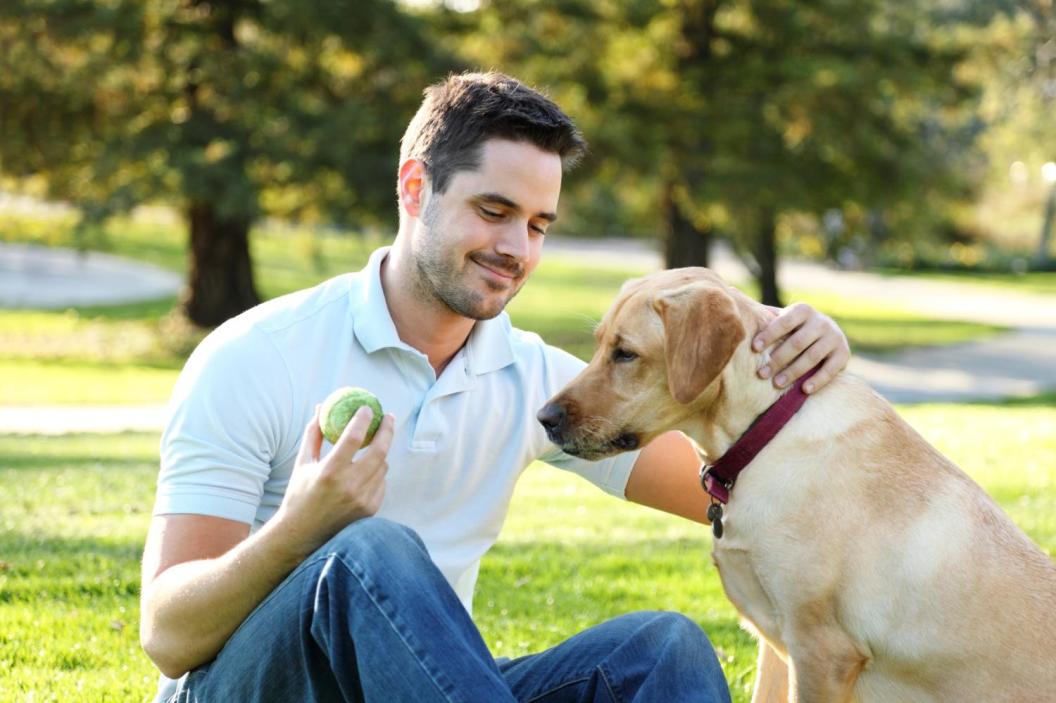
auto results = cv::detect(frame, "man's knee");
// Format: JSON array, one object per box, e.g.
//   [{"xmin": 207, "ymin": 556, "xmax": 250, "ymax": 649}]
[
  {"xmin": 616, "ymin": 612, "xmax": 730, "ymax": 699},
  {"xmin": 319, "ymin": 517, "xmax": 429, "ymax": 574},
  {"xmin": 618, "ymin": 611, "xmax": 720, "ymax": 662}
]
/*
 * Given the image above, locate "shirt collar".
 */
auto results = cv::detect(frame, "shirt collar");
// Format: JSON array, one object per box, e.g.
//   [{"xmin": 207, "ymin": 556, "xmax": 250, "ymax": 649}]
[{"xmin": 351, "ymin": 246, "xmax": 516, "ymax": 376}]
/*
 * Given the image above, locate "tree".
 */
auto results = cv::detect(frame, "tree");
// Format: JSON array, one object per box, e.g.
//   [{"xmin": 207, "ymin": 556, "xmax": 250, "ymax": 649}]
[
  {"xmin": 0, "ymin": 0, "xmax": 452, "ymax": 326},
  {"xmin": 448, "ymin": 0, "xmax": 979, "ymax": 304},
  {"xmin": 964, "ymin": 1, "xmax": 1056, "ymax": 264}
]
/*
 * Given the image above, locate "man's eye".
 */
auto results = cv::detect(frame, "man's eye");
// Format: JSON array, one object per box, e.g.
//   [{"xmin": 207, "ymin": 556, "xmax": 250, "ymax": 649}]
[
  {"xmin": 480, "ymin": 207, "xmax": 503, "ymax": 219},
  {"xmin": 612, "ymin": 348, "xmax": 638, "ymax": 363}
]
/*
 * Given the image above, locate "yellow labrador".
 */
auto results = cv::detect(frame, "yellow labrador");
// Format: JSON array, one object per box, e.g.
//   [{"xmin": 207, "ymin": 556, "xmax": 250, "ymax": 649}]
[{"xmin": 539, "ymin": 267, "xmax": 1056, "ymax": 703}]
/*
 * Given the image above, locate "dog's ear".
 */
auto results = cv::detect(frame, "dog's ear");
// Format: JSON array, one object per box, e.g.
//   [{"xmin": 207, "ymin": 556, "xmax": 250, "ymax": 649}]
[{"xmin": 654, "ymin": 283, "xmax": 746, "ymax": 404}]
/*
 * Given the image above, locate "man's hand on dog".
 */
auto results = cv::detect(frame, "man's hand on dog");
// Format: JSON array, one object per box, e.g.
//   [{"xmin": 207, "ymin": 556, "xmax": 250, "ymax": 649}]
[
  {"xmin": 753, "ymin": 302, "xmax": 849, "ymax": 394},
  {"xmin": 274, "ymin": 405, "xmax": 395, "ymax": 559}
]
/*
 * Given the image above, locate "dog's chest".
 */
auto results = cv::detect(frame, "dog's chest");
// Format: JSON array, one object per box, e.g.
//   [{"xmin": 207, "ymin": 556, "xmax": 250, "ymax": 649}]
[{"xmin": 708, "ymin": 502, "xmax": 799, "ymax": 649}]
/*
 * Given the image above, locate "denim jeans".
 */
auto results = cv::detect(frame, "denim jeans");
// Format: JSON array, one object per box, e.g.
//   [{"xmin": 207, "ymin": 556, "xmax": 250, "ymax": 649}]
[{"xmin": 168, "ymin": 517, "xmax": 731, "ymax": 703}]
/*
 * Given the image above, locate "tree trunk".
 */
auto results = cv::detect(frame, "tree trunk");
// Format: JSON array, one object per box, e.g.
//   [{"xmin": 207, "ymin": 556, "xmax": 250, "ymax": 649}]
[
  {"xmin": 663, "ymin": 179, "xmax": 711, "ymax": 269},
  {"xmin": 181, "ymin": 202, "xmax": 260, "ymax": 328},
  {"xmin": 1036, "ymin": 182, "xmax": 1056, "ymax": 265},
  {"xmin": 754, "ymin": 208, "xmax": 782, "ymax": 307}
]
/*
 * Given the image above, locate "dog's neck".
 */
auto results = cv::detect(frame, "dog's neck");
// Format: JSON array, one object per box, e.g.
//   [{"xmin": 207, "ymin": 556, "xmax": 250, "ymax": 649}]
[{"xmin": 681, "ymin": 343, "xmax": 787, "ymax": 465}]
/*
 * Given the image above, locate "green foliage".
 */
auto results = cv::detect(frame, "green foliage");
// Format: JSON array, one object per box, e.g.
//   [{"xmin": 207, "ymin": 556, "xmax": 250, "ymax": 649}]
[
  {"xmin": 443, "ymin": 0, "xmax": 984, "ymax": 301},
  {"xmin": 0, "ymin": 0, "xmax": 454, "ymax": 228}
]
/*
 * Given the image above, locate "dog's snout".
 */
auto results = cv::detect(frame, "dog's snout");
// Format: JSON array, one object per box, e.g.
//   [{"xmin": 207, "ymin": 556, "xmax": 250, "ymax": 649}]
[{"xmin": 536, "ymin": 402, "xmax": 567, "ymax": 437}]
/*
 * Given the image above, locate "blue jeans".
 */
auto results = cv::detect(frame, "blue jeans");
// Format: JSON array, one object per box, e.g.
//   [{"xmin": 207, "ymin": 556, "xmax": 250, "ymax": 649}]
[{"xmin": 170, "ymin": 518, "xmax": 731, "ymax": 702}]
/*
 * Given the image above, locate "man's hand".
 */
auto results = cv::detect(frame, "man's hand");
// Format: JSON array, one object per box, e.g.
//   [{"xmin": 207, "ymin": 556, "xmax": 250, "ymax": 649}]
[
  {"xmin": 752, "ymin": 302, "xmax": 849, "ymax": 394},
  {"xmin": 275, "ymin": 405, "xmax": 395, "ymax": 558}
]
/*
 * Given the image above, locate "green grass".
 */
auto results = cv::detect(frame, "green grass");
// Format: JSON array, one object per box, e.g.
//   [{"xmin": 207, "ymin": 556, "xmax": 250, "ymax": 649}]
[
  {"xmin": 875, "ymin": 268, "xmax": 1056, "ymax": 297},
  {"xmin": 0, "ymin": 394, "xmax": 1053, "ymax": 701},
  {"xmin": 0, "ymin": 214, "xmax": 1014, "ymax": 405}
]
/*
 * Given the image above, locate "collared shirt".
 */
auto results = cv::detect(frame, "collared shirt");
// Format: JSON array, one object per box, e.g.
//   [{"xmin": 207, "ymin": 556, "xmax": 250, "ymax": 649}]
[{"xmin": 155, "ymin": 246, "xmax": 640, "ymax": 613}]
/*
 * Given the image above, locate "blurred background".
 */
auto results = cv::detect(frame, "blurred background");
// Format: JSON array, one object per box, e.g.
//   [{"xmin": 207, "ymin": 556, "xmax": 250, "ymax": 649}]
[
  {"xmin": 1, "ymin": 0, "xmax": 1054, "ymax": 323},
  {"xmin": 1, "ymin": 3, "xmax": 1055, "ymax": 701}
]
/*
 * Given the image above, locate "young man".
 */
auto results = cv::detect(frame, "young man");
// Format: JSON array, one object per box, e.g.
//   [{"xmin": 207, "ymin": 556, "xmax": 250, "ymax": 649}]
[{"xmin": 141, "ymin": 72, "xmax": 848, "ymax": 702}]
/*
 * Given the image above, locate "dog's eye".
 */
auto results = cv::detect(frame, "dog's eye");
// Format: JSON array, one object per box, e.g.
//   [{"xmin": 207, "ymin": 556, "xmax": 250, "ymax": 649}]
[{"xmin": 612, "ymin": 347, "xmax": 638, "ymax": 363}]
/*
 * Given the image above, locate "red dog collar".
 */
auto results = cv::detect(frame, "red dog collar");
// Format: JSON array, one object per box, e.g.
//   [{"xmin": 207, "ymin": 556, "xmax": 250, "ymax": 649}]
[{"xmin": 701, "ymin": 366, "xmax": 819, "ymax": 537}]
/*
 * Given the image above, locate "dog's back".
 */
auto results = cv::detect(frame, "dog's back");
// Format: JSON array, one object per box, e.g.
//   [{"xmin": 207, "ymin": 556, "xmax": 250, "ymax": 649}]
[{"xmin": 774, "ymin": 375, "xmax": 1056, "ymax": 700}]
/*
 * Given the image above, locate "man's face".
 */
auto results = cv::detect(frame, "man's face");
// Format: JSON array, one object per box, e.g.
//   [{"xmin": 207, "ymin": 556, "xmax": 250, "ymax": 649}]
[{"xmin": 410, "ymin": 138, "xmax": 563, "ymax": 320}]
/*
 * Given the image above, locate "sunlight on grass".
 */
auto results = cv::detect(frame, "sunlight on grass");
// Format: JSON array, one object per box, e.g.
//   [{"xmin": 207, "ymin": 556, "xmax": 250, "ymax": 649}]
[{"xmin": 0, "ymin": 394, "xmax": 1051, "ymax": 701}]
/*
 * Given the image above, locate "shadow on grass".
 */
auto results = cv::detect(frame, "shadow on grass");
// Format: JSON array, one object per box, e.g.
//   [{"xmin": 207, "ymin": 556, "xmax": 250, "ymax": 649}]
[
  {"xmin": 0, "ymin": 453, "xmax": 156, "ymax": 470},
  {"xmin": 990, "ymin": 391, "xmax": 1056, "ymax": 408},
  {"xmin": 72, "ymin": 296, "xmax": 177, "ymax": 322},
  {"xmin": 919, "ymin": 391, "xmax": 1056, "ymax": 408},
  {"xmin": 0, "ymin": 531, "xmax": 145, "ymax": 602}
]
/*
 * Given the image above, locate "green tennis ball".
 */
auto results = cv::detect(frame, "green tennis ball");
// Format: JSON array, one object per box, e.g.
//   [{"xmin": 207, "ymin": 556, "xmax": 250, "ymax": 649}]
[{"xmin": 319, "ymin": 387, "xmax": 383, "ymax": 445}]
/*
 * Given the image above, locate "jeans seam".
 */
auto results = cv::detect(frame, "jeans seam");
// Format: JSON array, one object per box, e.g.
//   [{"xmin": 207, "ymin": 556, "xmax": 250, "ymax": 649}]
[
  {"xmin": 598, "ymin": 663, "xmax": 626, "ymax": 703},
  {"xmin": 332, "ymin": 552, "xmax": 462, "ymax": 703},
  {"xmin": 522, "ymin": 674, "xmax": 593, "ymax": 703}
]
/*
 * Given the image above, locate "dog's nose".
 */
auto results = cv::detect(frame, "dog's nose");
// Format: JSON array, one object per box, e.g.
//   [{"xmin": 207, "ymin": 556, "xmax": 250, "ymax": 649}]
[{"xmin": 536, "ymin": 403, "xmax": 567, "ymax": 437}]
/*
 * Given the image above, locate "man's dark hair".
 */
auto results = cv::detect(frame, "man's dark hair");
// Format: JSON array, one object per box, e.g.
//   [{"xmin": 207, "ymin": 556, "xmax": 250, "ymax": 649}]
[{"xmin": 399, "ymin": 72, "xmax": 587, "ymax": 195}]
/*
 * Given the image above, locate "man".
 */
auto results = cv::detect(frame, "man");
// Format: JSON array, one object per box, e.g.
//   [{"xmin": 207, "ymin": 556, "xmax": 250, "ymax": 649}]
[{"xmin": 141, "ymin": 72, "xmax": 848, "ymax": 702}]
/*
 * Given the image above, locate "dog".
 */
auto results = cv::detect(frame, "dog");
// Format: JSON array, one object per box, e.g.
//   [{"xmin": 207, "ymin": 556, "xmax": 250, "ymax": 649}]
[{"xmin": 538, "ymin": 267, "xmax": 1056, "ymax": 703}]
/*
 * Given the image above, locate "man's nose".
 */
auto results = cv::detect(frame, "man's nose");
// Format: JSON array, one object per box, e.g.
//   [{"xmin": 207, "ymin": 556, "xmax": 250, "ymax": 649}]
[
  {"xmin": 536, "ymin": 402, "xmax": 567, "ymax": 438},
  {"xmin": 494, "ymin": 221, "xmax": 531, "ymax": 262}
]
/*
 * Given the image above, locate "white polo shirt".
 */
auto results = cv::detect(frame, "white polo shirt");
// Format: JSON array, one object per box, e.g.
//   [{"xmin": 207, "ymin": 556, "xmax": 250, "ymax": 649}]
[{"xmin": 155, "ymin": 246, "xmax": 640, "ymax": 613}]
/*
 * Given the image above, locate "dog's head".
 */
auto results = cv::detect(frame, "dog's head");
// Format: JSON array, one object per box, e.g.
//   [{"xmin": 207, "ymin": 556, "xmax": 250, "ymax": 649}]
[{"xmin": 537, "ymin": 267, "xmax": 747, "ymax": 459}]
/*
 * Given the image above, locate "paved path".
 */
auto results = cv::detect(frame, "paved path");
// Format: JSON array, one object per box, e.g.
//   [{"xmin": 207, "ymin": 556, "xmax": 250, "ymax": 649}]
[
  {"xmin": 1, "ymin": 239, "xmax": 1054, "ymax": 434},
  {"xmin": 0, "ymin": 242, "xmax": 181, "ymax": 308}
]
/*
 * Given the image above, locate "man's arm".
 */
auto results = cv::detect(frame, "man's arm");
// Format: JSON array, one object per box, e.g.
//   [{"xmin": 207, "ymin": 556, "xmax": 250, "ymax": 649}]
[
  {"xmin": 140, "ymin": 407, "xmax": 393, "ymax": 678},
  {"xmin": 140, "ymin": 513, "xmax": 303, "ymax": 678}
]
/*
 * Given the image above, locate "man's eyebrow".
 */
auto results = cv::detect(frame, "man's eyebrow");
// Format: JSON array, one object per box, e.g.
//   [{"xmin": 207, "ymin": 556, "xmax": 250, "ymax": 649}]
[{"xmin": 476, "ymin": 192, "xmax": 557, "ymax": 222}]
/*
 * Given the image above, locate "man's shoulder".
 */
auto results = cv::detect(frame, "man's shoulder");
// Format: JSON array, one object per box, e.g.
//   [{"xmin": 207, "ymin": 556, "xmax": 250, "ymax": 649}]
[
  {"xmin": 185, "ymin": 271, "xmax": 361, "ymax": 372},
  {"xmin": 248, "ymin": 272, "xmax": 359, "ymax": 335}
]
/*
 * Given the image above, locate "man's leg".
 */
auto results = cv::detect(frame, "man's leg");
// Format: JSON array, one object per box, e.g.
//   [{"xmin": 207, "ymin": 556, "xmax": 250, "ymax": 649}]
[
  {"xmin": 498, "ymin": 611, "xmax": 731, "ymax": 703},
  {"xmin": 172, "ymin": 517, "xmax": 515, "ymax": 703}
]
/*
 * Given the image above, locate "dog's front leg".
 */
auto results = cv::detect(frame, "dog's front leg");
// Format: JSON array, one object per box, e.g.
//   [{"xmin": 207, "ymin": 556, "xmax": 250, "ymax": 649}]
[
  {"xmin": 751, "ymin": 641, "xmax": 790, "ymax": 703},
  {"xmin": 786, "ymin": 625, "xmax": 867, "ymax": 703}
]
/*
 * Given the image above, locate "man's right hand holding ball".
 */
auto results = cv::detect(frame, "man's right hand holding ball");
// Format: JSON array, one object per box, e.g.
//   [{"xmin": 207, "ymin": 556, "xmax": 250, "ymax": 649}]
[{"xmin": 273, "ymin": 404, "xmax": 395, "ymax": 560}]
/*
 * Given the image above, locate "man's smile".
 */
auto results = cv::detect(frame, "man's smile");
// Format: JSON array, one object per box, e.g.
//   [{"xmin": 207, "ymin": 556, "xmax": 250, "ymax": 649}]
[{"xmin": 469, "ymin": 254, "xmax": 523, "ymax": 284}]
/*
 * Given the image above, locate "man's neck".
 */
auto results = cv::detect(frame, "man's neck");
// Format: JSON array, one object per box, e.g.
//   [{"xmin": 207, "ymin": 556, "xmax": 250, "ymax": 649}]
[{"xmin": 380, "ymin": 246, "xmax": 475, "ymax": 378}]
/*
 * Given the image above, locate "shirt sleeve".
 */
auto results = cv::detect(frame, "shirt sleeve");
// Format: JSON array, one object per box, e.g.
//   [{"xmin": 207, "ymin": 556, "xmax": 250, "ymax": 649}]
[
  {"xmin": 534, "ymin": 343, "xmax": 641, "ymax": 499},
  {"xmin": 153, "ymin": 322, "xmax": 293, "ymax": 525}
]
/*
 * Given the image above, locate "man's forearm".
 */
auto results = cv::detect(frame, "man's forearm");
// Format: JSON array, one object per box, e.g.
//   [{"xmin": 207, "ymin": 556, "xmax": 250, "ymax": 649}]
[{"xmin": 140, "ymin": 517, "xmax": 310, "ymax": 678}]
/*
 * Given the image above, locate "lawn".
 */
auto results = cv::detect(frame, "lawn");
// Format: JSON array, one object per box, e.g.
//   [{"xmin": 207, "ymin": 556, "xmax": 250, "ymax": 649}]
[
  {"xmin": 0, "ymin": 395, "xmax": 1053, "ymax": 702},
  {"xmin": 0, "ymin": 215, "xmax": 1010, "ymax": 405},
  {"xmin": 876, "ymin": 268, "xmax": 1056, "ymax": 297}
]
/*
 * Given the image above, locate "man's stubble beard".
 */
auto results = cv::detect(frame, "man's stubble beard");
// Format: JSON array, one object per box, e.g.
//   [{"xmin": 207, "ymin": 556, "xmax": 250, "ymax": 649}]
[{"xmin": 411, "ymin": 202, "xmax": 525, "ymax": 321}]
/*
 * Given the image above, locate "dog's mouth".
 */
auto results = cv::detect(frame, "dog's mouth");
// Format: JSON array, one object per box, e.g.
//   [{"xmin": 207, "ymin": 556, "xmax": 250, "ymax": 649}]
[{"xmin": 555, "ymin": 431, "xmax": 640, "ymax": 460}]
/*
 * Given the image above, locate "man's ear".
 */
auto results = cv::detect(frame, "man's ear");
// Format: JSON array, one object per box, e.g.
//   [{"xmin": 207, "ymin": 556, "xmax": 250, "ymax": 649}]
[
  {"xmin": 653, "ymin": 283, "xmax": 746, "ymax": 404},
  {"xmin": 398, "ymin": 158, "xmax": 427, "ymax": 219}
]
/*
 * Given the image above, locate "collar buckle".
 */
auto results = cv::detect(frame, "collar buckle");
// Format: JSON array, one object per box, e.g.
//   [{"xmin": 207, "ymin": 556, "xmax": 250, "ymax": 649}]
[{"xmin": 700, "ymin": 464, "xmax": 732, "ymax": 505}]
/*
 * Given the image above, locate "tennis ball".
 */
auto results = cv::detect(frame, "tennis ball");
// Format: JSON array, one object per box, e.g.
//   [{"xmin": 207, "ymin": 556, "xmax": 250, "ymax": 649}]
[{"xmin": 319, "ymin": 387, "xmax": 383, "ymax": 445}]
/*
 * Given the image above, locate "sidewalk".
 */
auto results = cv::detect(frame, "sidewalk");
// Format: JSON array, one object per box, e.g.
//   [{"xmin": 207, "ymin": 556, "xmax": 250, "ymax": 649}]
[{"xmin": 0, "ymin": 404, "xmax": 170, "ymax": 435}]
